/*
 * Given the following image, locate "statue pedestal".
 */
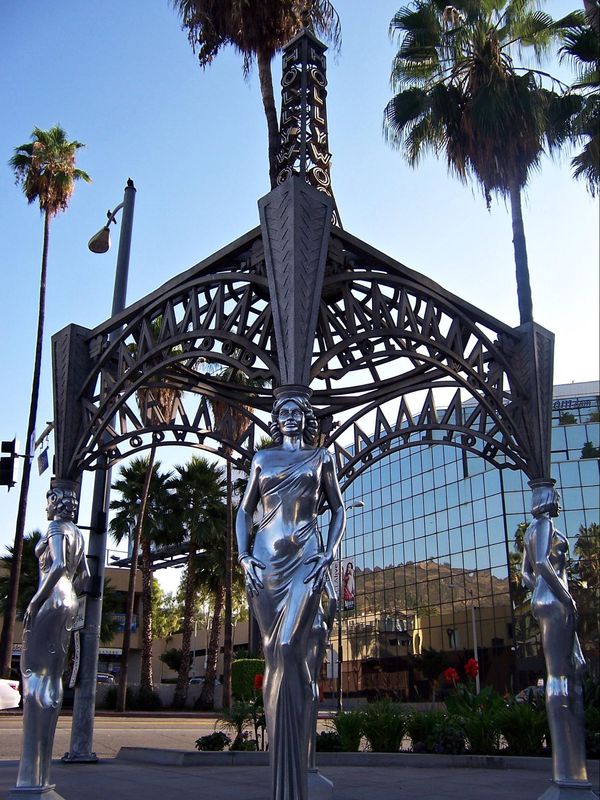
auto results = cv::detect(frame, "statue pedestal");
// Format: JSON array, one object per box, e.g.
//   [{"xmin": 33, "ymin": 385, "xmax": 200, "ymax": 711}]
[
  {"xmin": 61, "ymin": 751, "xmax": 98, "ymax": 764},
  {"xmin": 308, "ymin": 768, "xmax": 334, "ymax": 800},
  {"xmin": 8, "ymin": 786, "xmax": 67, "ymax": 800},
  {"xmin": 538, "ymin": 780, "xmax": 599, "ymax": 800}
]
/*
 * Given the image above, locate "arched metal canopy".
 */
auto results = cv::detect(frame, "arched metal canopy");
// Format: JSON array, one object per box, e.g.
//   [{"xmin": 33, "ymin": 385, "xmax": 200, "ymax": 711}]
[{"xmin": 51, "ymin": 28, "xmax": 554, "ymax": 494}]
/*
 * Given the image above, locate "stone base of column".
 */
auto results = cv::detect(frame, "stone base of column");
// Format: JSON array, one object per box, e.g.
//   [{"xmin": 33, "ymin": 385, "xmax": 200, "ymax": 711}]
[
  {"xmin": 538, "ymin": 780, "xmax": 599, "ymax": 800},
  {"xmin": 308, "ymin": 768, "xmax": 334, "ymax": 800},
  {"xmin": 61, "ymin": 750, "xmax": 98, "ymax": 763},
  {"xmin": 8, "ymin": 786, "xmax": 66, "ymax": 800}
]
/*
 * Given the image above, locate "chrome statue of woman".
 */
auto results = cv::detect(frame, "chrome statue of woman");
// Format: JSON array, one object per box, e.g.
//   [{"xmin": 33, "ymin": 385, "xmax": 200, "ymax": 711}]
[
  {"xmin": 522, "ymin": 480, "xmax": 592, "ymax": 796},
  {"xmin": 236, "ymin": 386, "xmax": 345, "ymax": 800},
  {"xmin": 14, "ymin": 482, "xmax": 89, "ymax": 793}
]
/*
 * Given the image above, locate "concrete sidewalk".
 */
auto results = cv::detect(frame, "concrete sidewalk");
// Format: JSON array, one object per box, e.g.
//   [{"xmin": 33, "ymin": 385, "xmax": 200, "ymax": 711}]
[{"xmin": 1, "ymin": 750, "xmax": 598, "ymax": 800}]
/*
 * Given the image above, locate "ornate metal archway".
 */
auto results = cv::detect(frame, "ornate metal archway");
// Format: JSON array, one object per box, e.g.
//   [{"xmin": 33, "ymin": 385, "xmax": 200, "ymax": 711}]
[
  {"xmin": 45, "ymin": 26, "xmax": 557, "ymax": 766},
  {"xmin": 52, "ymin": 28, "xmax": 553, "ymax": 495}
]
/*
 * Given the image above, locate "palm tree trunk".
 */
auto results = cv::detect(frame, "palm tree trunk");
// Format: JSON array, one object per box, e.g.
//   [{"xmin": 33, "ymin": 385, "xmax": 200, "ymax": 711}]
[
  {"xmin": 222, "ymin": 458, "xmax": 233, "ymax": 709},
  {"xmin": 509, "ymin": 181, "xmax": 533, "ymax": 325},
  {"xmin": 140, "ymin": 538, "xmax": 154, "ymax": 692},
  {"xmin": 257, "ymin": 49, "xmax": 280, "ymax": 189},
  {"xmin": 173, "ymin": 540, "xmax": 198, "ymax": 709},
  {"xmin": 198, "ymin": 583, "xmax": 224, "ymax": 710},
  {"xmin": 0, "ymin": 211, "xmax": 50, "ymax": 677},
  {"xmin": 117, "ymin": 447, "xmax": 156, "ymax": 711}
]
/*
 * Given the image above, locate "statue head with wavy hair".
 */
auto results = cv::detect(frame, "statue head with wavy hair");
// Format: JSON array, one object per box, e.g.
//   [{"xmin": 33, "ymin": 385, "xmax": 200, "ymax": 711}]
[
  {"xmin": 529, "ymin": 478, "xmax": 560, "ymax": 518},
  {"xmin": 46, "ymin": 479, "xmax": 79, "ymax": 521},
  {"xmin": 269, "ymin": 385, "xmax": 319, "ymax": 446}
]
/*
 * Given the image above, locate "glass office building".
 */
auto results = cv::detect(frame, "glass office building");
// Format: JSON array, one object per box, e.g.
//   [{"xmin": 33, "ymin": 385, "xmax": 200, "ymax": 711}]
[{"xmin": 331, "ymin": 381, "xmax": 599, "ymax": 700}]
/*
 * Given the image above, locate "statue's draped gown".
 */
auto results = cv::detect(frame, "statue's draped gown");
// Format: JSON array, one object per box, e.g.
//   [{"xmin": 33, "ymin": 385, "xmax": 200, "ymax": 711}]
[
  {"xmin": 525, "ymin": 518, "xmax": 587, "ymax": 784},
  {"xmin": 17, "ymin": 520, "xmax": 87, "ymax": 787},
  {"xmin": 250, "ymin": 448, "xmax": 329, "ymax": 800}
]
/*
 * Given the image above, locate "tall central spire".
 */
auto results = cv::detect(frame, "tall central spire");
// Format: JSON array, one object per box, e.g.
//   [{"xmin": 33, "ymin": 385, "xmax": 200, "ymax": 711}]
[
  {"xmin": 258, "ymin": 29, "xmax": 338, "ymax": 389},
  {"xmin": 275, "ymin": 28, "xmax": 339, "ymax": 226}
]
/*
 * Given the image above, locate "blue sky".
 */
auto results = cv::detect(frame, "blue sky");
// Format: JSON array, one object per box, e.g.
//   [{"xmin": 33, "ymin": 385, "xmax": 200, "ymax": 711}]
[{"xmin": 0, "ymin": 1, "xmax": 598, "ymax": 583}]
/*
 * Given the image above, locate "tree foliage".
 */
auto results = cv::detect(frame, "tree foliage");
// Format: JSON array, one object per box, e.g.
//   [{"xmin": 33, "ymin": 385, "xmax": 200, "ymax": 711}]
[
  {"xmin": 10, "ymin": 125, "xmax": 91, "ymax": 215},
  {"xmin": 110, "ymin": 456, "xmax": 178, "ymax": 696},
  {"xmin": 171, "ymin": 0, "xmax": 340, "ymax": 186},
  {"xmin": 383, "ymin": 0, "xmax": 584, "ymax": 324},
  {"xmin": 558, "ymin": 17, "xmax": 600, "ymax": 196},
  {"xmin": 169, "ymin": 456, "xmax": 228, "ymax": 708},
  {"xmin": 0, "ymin": 125, "xmax": 90, "ymax": 677},
  {"xmin": 151, "ymin": 579, "xmax": 182, "ymax": 640}
]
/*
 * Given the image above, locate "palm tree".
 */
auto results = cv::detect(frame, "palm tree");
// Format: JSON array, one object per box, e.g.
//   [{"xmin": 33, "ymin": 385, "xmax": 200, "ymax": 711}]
[
  {"xmin": 170, "ymin": 456, "xmax": 227, "ymax": 709},
  {"xmin": 558, "ymin": 18, "xmax": 599, "ymax": 196},
  {"xmin": 383, "ymin": 0, "xmax": 581, "ymax": 324},
  {"xmin": 211, "ymin": 368, "xmax": 265, "ymax": 708},
  {"xmin": 0, "ymin": 126, "xmax": 90, "ymax": 677},
  {"xmin": 110, "ymin": 456, "xmax": 177, "ymax": 709},
  {"xmin": 171, "ymin": 0, "xmax": 341, "ymax": 187}
]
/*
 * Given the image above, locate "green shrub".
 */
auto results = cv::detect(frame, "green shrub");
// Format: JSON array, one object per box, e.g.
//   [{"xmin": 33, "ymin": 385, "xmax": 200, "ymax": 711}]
[
  {"xmin": 195, "ymin": 732, "xmax": 231, "ymax": 751},
  {"xmin": 585, "ymin": 705, "xmax": 600, "ymax": 759},
  {"xmin": 405, "ymin": 711, "xmax": 446, "ymax": 753},
  {"xmin": 446, "ymin": 685, "xmax": 503, "ymax": 755},
  {"xmin": 315, "ymin": 731, "xmax": 342, "ymax": 752},
  {"xmin": 101, "ymin": 685, "xmax": 162, "ymax": 711},
  {"xmin": 231, "ymin": 658, "xmax": 265, "ymax": 700},
  {"xmin": 104, "ymin": 686, "xmax": 117, "ymax": 710},
  {"xmin": 329, "ymin": 710, "xmax": 364, "ymax": 752},
  {"xmin": 361, "ymin": 700, "xmax": 406, "ymax": 752},
  {"xmin": 132, "ymin": 686, "xmax": 163, "ymax": 711},
  {"xmin": 497, "ymin": 702, "xmax": 548, "ymax": 756},
  {"xmin": 430, "ymin": 715, "xmax": 466, "ymax": 754},
  {"xmin": 218, "ymin": 699, "xmax": 255, "ymax": 749}
]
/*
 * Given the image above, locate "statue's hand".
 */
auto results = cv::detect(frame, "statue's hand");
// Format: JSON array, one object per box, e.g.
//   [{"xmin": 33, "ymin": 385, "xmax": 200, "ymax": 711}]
[
  {"xmin": 239, "ymin": 555, "xmax": 266, "ymax": 597},
  {"xmin": 304, "ymin": 551, "xmax": 333, "ymax": 593},
  {"xmin": 23, "ymin": 599, "xmax": 40, "ymax": 631}
]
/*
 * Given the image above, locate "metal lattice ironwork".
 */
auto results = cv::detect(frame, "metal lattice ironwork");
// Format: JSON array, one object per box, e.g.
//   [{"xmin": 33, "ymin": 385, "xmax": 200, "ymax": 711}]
[
  {"xmin": 52, "ymin": 220, "xmax": 552, "ymax": 487},
  {"xmin": 51, "ymin": 27, "xmax": 554, "ymax": 493}
]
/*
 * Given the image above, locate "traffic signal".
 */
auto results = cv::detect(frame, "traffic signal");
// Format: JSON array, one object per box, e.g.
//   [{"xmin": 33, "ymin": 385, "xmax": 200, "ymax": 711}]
[{"xmin": 0, "ymin": 438, "xmax": 19, "ymax": 489}]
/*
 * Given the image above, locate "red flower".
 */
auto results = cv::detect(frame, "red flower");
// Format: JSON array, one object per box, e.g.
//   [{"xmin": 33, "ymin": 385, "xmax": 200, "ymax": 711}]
[
  {"xmin": 464, "ymin": 658, "xmax": 479, "ymax": 679},
  {"xmin": 443, "ymin": 667, "xmax": 460, "ymax": 685},
  {"xmin": 253, "ymin": 674, "xmax": 264, "ymax": 690}
]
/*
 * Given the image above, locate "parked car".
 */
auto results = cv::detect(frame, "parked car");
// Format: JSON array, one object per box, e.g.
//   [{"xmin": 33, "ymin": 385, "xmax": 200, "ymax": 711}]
[
  {"xmin": 516, "ymin": 685, "xmax": 545, "ymax": 704},
  {"xmin": 96, "ymin": 673, "xmax": 116, "ymax": 685},
  {"xmin": 188, "ymin": 676, "xmax": 221, "ymax": 686},
  {"xmin": 0, "ymin": 678, "xmax": 21, "ymax": 710}
]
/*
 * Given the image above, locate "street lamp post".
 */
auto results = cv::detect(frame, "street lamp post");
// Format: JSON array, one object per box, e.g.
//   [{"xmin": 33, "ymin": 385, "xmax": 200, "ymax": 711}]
[
  {"xmin": 64, "ymin": 180, "xmax": 136, "ymax": 762},
  {"xmin": 337, "ymin": 500, "xmax": 364, "ymax": 712},
  {"xmin": 449, "ymin": 582, "xmax": 480, "ymax": 694}
]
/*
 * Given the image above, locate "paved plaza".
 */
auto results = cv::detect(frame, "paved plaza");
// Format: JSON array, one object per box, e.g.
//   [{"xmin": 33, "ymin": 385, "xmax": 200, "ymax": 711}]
[{"xmin": 0, "ymin": 749, "xmax": 598, "ymax": 800}]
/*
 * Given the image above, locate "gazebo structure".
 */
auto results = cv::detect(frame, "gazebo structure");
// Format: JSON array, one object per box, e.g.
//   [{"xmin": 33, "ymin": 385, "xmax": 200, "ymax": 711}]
[{"xmin": 27, "ymin": 25, "xmax": 591, "ymax": 800}]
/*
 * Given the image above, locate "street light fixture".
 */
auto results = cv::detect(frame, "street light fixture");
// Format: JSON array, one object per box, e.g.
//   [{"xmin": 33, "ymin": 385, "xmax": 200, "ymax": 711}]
[
  {"xmin": 448, "ymin": 582, "xmax": 481, "ymax": 694},
  {"xmin": 65, "ymin": 179, "xmax": 136, "ymax": 763},
  {"xmin": 337, "ymin": 500, "xmax": 364, "ymax": 712}
]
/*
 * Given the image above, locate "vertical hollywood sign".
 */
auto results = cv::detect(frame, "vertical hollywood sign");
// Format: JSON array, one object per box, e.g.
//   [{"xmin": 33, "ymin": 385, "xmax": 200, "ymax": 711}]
[{"xmin": 276, "ymin": 32, "xmax": 332, "ymax": 197}]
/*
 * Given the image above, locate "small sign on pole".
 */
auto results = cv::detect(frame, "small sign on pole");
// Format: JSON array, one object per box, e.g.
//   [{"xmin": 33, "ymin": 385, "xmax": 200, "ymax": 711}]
[
  {"xmin": 37, "ymin": 448, "xmax": 49, "ymax": 476},
  {"xmin": 69, "ymin": 630, "xmax": 81, "ymax": 689},
  {"xmin": 73, "ymin": 595, "xmax": 86, "ymax": 631}
]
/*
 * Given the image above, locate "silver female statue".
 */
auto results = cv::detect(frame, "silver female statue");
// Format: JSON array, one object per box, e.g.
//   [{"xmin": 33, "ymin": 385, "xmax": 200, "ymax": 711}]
[
  {"xmin": 15, "ymin": 483, "xmax": 89, "ymax": 792},
  {"xmin": 522, "ymin": 480, "xmax": 591, "ymax": 794},
  {"xmin": 236, "ymin": 386, "xmax": 345, "ymax": 800}
]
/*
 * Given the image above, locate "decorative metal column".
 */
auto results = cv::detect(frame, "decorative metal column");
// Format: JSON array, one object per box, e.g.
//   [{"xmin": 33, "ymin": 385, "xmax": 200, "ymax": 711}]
[{"xmin": 275, "ymin": 28, "xmax": 340, "ymax": 226}]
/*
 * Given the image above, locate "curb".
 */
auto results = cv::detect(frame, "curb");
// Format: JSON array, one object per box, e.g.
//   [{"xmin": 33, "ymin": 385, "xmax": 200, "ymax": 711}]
[{"xmin": 116, "ymin": 748, "xmax": 600, "ymax": 776}]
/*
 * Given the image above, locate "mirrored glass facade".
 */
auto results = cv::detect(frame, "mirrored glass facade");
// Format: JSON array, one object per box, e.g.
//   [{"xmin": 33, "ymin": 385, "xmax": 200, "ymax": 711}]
[{"xmin": 326, "ymin": 382, "xmax": 599, "ymax": 701}]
